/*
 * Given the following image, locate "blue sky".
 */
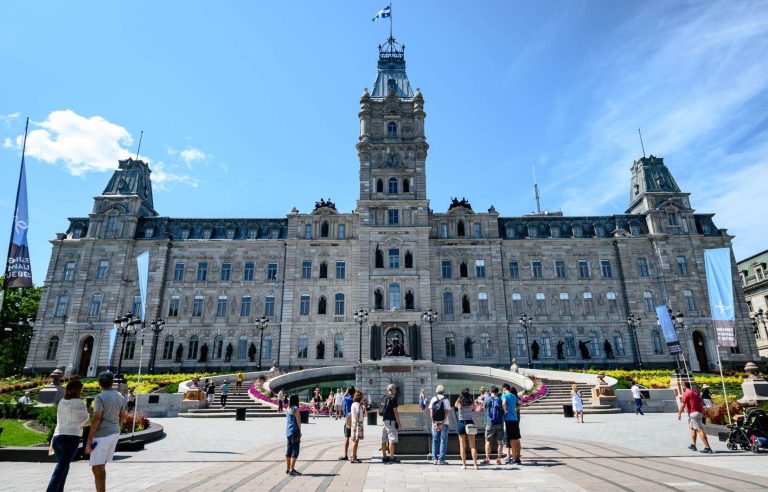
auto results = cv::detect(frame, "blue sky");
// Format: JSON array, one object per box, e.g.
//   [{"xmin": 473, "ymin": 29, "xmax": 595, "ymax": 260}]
[{"xmin": 2, "ymin": 0, "xmax": 767, "ymax": 285}]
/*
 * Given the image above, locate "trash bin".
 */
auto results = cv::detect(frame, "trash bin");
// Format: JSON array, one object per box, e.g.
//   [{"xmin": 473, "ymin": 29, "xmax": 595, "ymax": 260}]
[
  {"xmin": 299, "ymin": 409, "xmax": 309, "ymax": 424},
  {"xmin": 236, "ymin": 407, "xmax": 246, "ymax": 421},
  {"xmin": 367, "ymin": 411, "xmax": 378, "ymax": 426},
  {"xmin": 563, "ymin": 404, "xmax": 574, "ymax": 418}
]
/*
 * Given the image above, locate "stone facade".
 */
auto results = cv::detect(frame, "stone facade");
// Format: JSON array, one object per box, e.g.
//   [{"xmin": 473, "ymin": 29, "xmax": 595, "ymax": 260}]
[
  {"xmin": 738, "ymin": 249, "xmax": 768, "ymax": 359},
  {"xmin": 24, "ymin": 37, "xmax": 759, "ymax": 377}
]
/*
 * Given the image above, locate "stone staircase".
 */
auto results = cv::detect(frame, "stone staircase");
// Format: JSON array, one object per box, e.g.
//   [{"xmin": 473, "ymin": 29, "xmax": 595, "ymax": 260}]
[
  {"xmin": 180, "ymin": 382, "xmax": 283, "ymax": 418},
  {"xmin": 523, "ymin": 380, "xmax": 620, "ymax": 415}
]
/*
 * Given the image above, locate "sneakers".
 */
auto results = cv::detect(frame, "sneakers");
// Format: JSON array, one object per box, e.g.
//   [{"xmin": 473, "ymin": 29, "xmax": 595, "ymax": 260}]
[
  {"xmin": 438, "ymin": 460, "xmax": 448, "ymax": 465},
  {"xmin": 700, "ymin": 448, "xmax": 713, "ymax": 454},
  {"xmin": 687, "ymin": 444, "xmax": 697, "ymax": 451},
  {"xmin": 433, "ymin": 460, "xmax": 438, "ymax": 465},
  {"xmin": 512, "ymin": 459, "xmax": 522, "ymax": 465}
]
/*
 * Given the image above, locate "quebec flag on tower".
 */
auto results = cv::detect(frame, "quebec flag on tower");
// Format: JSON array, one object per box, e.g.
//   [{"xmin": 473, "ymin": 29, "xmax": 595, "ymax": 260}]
[{"xmin": 372, "ymin": 5, "xmax": 391, "ymax": 22}]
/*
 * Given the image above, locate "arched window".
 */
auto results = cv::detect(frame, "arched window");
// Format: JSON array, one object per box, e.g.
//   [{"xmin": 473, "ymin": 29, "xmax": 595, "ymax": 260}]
[
  {"xmin": 516, "ymin": 332, "xmax": 526, "ymax": 356},
  {"xmin": 402, "ymin": 178, "xmax": 410, "ymax": 192},
  {"xmin": 443, "ymin": 291, "xmax": 454, "ymax": 315},
  {"xmin": 613, "ymin": 332, "xmax": 625, "ymax": 356},
  {"xmin": 334, "ymin": 293, "xmax": 345, "ymax": 315},
  {"xmin": 460, "ymin": 261, "xmax": 468, "ymax": 278},
  {"xmin": 162, "ymin": 335, "xmax": 174, "ymax": 360},
  {"xmin": 445, "ymin": 335, "xmax": 456, "ymax": 357},
  {"xmin": 464, "ymin": 337, "xmax": 474, "ymax": 358},
  {"xmin": 45, "ymin": 336, "xmax": 59, "ymax": 360},
  {"xmin": 388, "ymin": 177, "xmax": 398, "ymax": 194},
  {"xmin": 374, "ymin": 289, "xmax": 384, "ymax": 310},
  {"xmin": 387, "ymin": 121, "xmax": 397, "ymax": 137},
  {"xmin": 321, "ymin": 221, "xmax": 329, "ymax": 238},
  {"xmin": 462, "ymin": 295, "xmax": 471, "ymax": 314},
  {"xmin": 480, "ymin": 333, "xmax": 492, "ymax": 358},
  {"xmin": 404, "ymin": 251, "xmax": 413, "ymax": 268},
  {"xmin": 405, "ymin": 290, "xmax": 414, "ymax": 310},
  {"xmin": 457, "ymin": 221, "xmax": 465, "ymax": 237},
  {"xmin": 188, "ymin": 336, "xmax": 199, "ymax": 360},
  {"xmin": 124, "ymin": 335, "xmax": 136, "ymax": 360},
  {"xmin": 589, "ymin": 331, "xmax": 601, "ymax": 357},
  {"xmin": 262, "ymin": 334, "xmax": 273, "ymax": 359},
  {"xmin": 388, "ymin": 283, "xmax": 401, "ymax": 310},
  {"xmin": 540, "ymin": 336, "xmax": 552, "ymax": 357},
  {"xmin": 376, "ymin": 179, "xmax": 383, "ymax": 193},
  {"xmin": 237, "ymin": 335, "xmax": 248, "ymax": 359},
  {"xmin": 651, "ymin": 330, "xmax": 664, "ymax": 355},
  {"xmin": 316, "ymin": 340, "xmax": 325, "ymax": 359},
  {"xmin": 319, "ymin": 262, "xmax": 328, "ymax": 279},
  {"xmin": 334, "ymin": 333, "xmax": 344, "ymax": 358},
  {"xmin": 297, "ymin": 335, "xmax": 308, "ymax": 358},
  {"xmin": 375, "ymin": 247, "xmax": 384, "ymax": 268},
  {"xmin": 478, "ymin": 292, "xmax": 489, "ymax": 315},
  {"xmin": 318, "ymin": 296, "xmax": 327, "ymax": 315}
]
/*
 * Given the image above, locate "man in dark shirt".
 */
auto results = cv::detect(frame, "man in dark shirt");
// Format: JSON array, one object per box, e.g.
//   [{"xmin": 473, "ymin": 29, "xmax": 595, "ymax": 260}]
[
  {"xmin": 339, "ymin": 386, "xmax": 355, "ymax": 460},
  {"xmin": 380, "ymin": 384, "xmax": 401, "ymax": 463},
  {"xmin": 677, "ymin": 382, "xmax": 712, "ymax": 453}
]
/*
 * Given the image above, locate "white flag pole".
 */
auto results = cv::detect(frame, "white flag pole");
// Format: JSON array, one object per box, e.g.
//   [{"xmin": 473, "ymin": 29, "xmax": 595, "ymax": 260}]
[{"xmin": 131, "ymin": 327, "xmax": 146, "ymax": 438}]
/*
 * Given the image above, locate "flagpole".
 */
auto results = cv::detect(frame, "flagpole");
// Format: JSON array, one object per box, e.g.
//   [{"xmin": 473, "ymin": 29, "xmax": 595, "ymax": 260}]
[
  {"xmin": 389, "ymin": 2, "xmax": 393, "ymax": 39},
  {"xmin": 131, "ymin": 325, "xmax": 145, "ymax": 438},
  {"xmin": 715, "ymin": 344, "xmax": 732, "ymax": 425}
]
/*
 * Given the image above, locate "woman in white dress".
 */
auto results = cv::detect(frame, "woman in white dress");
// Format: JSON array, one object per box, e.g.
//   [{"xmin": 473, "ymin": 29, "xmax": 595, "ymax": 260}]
[{"xmin": 571, "ymin": 384, "xmax": 584, "ymax": 423}]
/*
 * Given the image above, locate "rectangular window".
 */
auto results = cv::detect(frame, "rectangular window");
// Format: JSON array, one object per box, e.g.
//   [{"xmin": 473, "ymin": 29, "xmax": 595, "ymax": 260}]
[
  {"xmin": 63, "ymin": 261, "xmax": 76, "ymax": 281},
  {"xmin": 168, "ymin": 296, "xmax": 180, "ymax": 317},
  {"xmin": 267, "ymin": 262, "xmax": 278, "ymax": 281},
  {"xmin": 607, "ymin": 293, "xmax": 618, "ymax": 314},
  {"xmin": 601, "ymin": 259, "xmax": 612, "ymax": 278},
  {"xmin": 220, "ymin": 263, "xmax": 231, "ymax": 281},
  {"xmin": 173, "ymin": 262, "xmax": 185, "ymax": 281},
  {"xmin": 336, "ymin": 261, "xmax": 346, "ymax": 279},
  {"xmin": 445, "ymin": 337, "xmax": 456, "ymax": 357},
  {"xmin": 440, "ymin": 224, "xmax": 448, "ymax": 238},
  {"xmin": 684, "ymin": 290, "xmax": 697, "ymax": 311},
  {"xmin": 297, "ymin": 337, "xmax": 308, "ymax": 358},
  {"xmin": 216, "ymin": 296, "xmax": 228, "ymax": 317},
  {"xmin": 300, "ymin": 294, "xmax": 310, "ymax": 316},
  {"xmin": 88, "ymin": 294, "xmax": 102, "ymax": 317},
  {"xmin": 338, "ymin": 224, "xmax": 346, "ymax": 239},
  {"xmin": 475, "ymin": 259, "xmax": 486, "ymax": 278},
  {"xmin": 532, "ymin": 261, "xmax": 543, "ymax": 278},
  {"xmin": 512, "ymin": 294, "xmax": 523, "ymax": 315},
  {"xmin": 443, "ymin": 292, "xmax": 454, "ymax": 315},
  {"xmin": 105, "ymin": 216, "xmax": 117, "ymax": 230},
  {"xmin": 240, "ymin": 296, "xmax": 251, "ymax": 316},
  {"xmin": 335, "ymin": 294, "xmax": 345, "ymax": 316},
  {"xmin": 560, "ymin": 294, "xmax": 570, "ymax": 315},
  {"xmin": 535, "ymin": 293, "xmax": 547, "ymax": 315},
  {"xmin": 637, "ymin": 258, "xmax": 650, "ymax": 277},
  {"xmin": 192, "ymin": 296, "xmax": 204, "ymax": 317},
  {"xmin": 304, "ymin": 224, "xmax": 312, "ymax": 239},
  {"xmin": 264, "ymin": 296, "xmax": 275, "ymax": 316},
  {"xmin": 478, "ymin": 293, "xmax": 489, "ymax": 315},
  {"xmin": 677, "ymin": 256, "xmax": 689, "ymax": 276},
  {"xmin": 388, "ymin": 209, "xmax": 399, "ymax": 225},
  {"xmin": 197, "ymin": 262, "xmax": 208, "ymax": 281},
  {"xmin": 584, "ymin": 293, "xmax": 595, "ymax": 315},
  {"xmin": 473, "ymin": 223, "xmax": 482, "ymax": 238},
  {"xmin": 578, "ymin": 260, "xmax": 590, "ymax": 278},
  {"xmin": 643, "ymin": 292, "xmax": 654, "ymax": 312},
  {"xmin": 131, "ymin": 295, "xmax": 142, "ymax": 317},
  {"xmin": 509, "ymin": 261, "xmax": 519, "ymax": 278},
  {"xmin": 96, "ymin": 260, "xmax": 109, "ymax": 280},
  {"xmin": 243, "ymin": 262, "xmax": 254, "ymax": 281},
  {"xmin": 388, "ymin": 249, "xmax": 400, "ymax": 268},
  {"xmin": 442, "ymin": 260, "xmax": 452, "ymax": 279},
  {"xmin": 302, "ymin": 260, "xmax": 312, "ymax": 279},
  {"xmin": 555, "ymin": 260, "xmax": 566, "ymax": 279}
]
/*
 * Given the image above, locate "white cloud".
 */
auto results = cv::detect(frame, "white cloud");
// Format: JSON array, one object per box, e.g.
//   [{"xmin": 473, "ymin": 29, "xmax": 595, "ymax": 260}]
[
  {"xmin": 180, "ymin": 147, "xmax": 207, "ymax": 166},
  {"xmin": 2, "ymin": 138, "xmax": 11, "ymax": 148},
  {"xmin": 0, "ymin": 112, "xmax": 20, "ymax": 128}
]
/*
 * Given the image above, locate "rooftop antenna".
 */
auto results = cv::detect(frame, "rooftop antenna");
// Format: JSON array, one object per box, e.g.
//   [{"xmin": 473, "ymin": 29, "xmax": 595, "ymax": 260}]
[
  {"xmin": 638, "ymin": 128, "xmax": 646, "ymax": 158},
  {"xmin": 135, "ymin": 130, "xmax": 144, "ymax": 160},
  {"xmin": 533, "ymin": 165, "xmax": 542, "ymax": 214}
]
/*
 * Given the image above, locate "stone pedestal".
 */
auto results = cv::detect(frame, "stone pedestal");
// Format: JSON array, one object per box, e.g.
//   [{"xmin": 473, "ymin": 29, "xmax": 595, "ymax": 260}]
[
  {"xmin": 356, "ymin": 357, "xmax": 437, "ymax": 405},
  {"xmin": 591, "ymin": 373, "xmax": 617, "ymax": 407},
  {"xmin": 738, "ymin": 362, "xmax": 768, "ymax": 404},
  {"xmin": 37, "ymin": 383, "xmax": 65, "ymax": 405}
]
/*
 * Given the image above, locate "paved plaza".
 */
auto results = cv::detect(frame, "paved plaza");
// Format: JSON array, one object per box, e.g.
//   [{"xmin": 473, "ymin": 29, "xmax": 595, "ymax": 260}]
[{"xmin": 2, "ymin": 413, "xmax": 767, "ymax": 491}]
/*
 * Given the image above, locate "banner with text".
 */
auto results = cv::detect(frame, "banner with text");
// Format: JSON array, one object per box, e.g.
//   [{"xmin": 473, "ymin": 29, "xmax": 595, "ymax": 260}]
[
  {"xmin": 4, "ymin": 124, "xmax": 32, "ymax": 289},
  {"xmin": 655, "ymin": 305, "xmax": 682, "ymax": 354},
  {"xmin": 704, "ymin": 248, "xmax": 737, "ymax": 347}
]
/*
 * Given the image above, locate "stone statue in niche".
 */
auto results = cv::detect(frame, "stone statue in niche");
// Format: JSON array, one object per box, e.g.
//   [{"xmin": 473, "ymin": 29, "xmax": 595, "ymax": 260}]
[
  {"xmin": 578, "ymin": 340, "xmax": 591, "ymax": 360},
  {"xmin": 199, "ymin": 344, "xmax": 208, "ymax": 363},
  {"xmin": 225, "ymin": 343, "xmax": 233, "ymax": 362},
  {"xmin": 175, "ymin": 344, "xmax": 183, "ymax": 363},
  {"xmin": 385, "ymin": 335, "xmax": 406, "ymax": 357},
  {"xmin": 604, "ymin": 340, "xmax": 614, "ymax": 359},
  {"xmin": 556, "ymin": 340, "xmax": 565, "ymax": 360},
  {"xmin": 531, "ymin": 340, "xmax": 540, "ymax": 360}
]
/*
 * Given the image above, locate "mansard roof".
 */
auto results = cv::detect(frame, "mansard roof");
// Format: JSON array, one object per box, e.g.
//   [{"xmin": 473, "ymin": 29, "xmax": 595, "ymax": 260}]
[
  {"xmin": 101, "ymin": 158, "xmax": 157, "ymax": 217},
  {"xmin": 371, "ymin": 37, "xmax": 414, "ymax": 99}
]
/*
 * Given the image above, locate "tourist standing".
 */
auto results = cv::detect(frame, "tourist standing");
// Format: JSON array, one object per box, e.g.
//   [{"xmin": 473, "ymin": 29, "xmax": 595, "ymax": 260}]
[
  {"xmin": 235, "ymin": 371, "xmax": 244, "ymax": 394},
  {"xmin": 483, "ymin": 386, "xmax": 504, "ymax": 465},
  {"xmin": 418, "ymin": 389, "xmax": 427, "ymax": 412},
  {"xmin": 454, "ymin": 388, "xmax": 479, "ymax": 470},
  {"xmin": 429, "ymin": 385, "xmax": 451, "ymax": 465},
  {"xmin": 350, "ymin": 390, "xmax": 366, "ymax": 463},
  {"xmin": 46, "ymin": 380, "xmax": 89, "ymax": 492},
  {"xmin": 285, "ymin": 394, "xmax": 302, "ymax": 476},
  {"xmin": 126, "ymin": 388, "xmax": 136, "ymax": 413},
  {"xmin": 380, "ymin": 383, "xmax": 401, "ymax": 463},
  {"xmin": 86, "ymin": 372, "xmax": 126, "ymax": 492},
  {"xmin": 701, "ymin": 384, "xmax": 713, "ymax": 408},
  {"xmin": 312, "ymin": 388, "xmax": 322, "ymax": 420},
  {"xmin": 501, "ymin": 384, "xmax": 522, "ymax": 464},
  {"xmin": 334, "ymin": 389, "xmax": 344, "ymax": 420},
  {"xmin": 473, "ymin": 387, "xmax": 486, "ymax": 412},
  {"xmin": 571, "ymin": 384, "xmax": 584, "ymax": 423},
  {"xmin": 630, "ymin": 381, "xmax": 644, "ymax": 415},
  {"xmin": 19, "ymin": 391, "xmax": 32, "ymax": 405},
  {"xmin": 221, "ymin": 380, "xmax": 230, "ymax": 408},
  {"xmin": 326, "ymin": 392, "xmax": 335, "ymax": 418},
  {"xmin": 339, "ymin": 386, "xmax": 355, "ymax": 460},
  {"xmin": 678, "ymin": 382, "xmax": 713, "ymax": 453},
  {"xmin": 278, "ymin": 389, "xmax": 285, "ymax": 412}
]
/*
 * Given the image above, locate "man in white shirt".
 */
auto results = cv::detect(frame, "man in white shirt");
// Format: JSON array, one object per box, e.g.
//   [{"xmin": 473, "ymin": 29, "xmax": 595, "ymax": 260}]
[
  {"xmin": 334, "ymin": 389, "xmax": 344, "ymax": 420},
  {"xmin": 429, "ymin": 385, "xmax": 451, "ymax": 465},
  {"xmin": 18, "ymin": 391, "xmax": 32, "ymax": 404},
  {"xmin": 630, "ymin": 382, "xmax": 644, "ymax": 415}
]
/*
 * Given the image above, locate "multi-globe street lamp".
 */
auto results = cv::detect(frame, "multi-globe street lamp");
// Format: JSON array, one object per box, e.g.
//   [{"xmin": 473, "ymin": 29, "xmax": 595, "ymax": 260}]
[
  {"xmin": 751, "ymin": 308, "xmax": 767, "ymax": 339},
  {"xmin": 256, "ymin": 315, "xmax": 269, "ymax": 371},
  {"xmin": 421, "ymin": 308, "xmax": 438, "ymax": 360},
  {"xmin": 148, "ymin": 318, "xmax": 165, "ymax": 375},
  {"xmin": 113, "ymin": 313, "xmax": 142, "ymax": 381},
  {"xmin": 626, "ymin": 313, "xmax": 643, "ymax": 369},
  {"xmin": 518, "ymin": 315, "xmax": 533, "ymax": 367},
  {"xmin": 353, "ymin": 309, "xmax": 368, "ymax": 364}
]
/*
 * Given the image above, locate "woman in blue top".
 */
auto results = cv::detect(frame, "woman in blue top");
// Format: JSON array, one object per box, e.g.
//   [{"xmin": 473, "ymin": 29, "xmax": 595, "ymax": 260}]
[{"xmin": 285, "ymin": 394, "xmax": 302, "ymax": 476}]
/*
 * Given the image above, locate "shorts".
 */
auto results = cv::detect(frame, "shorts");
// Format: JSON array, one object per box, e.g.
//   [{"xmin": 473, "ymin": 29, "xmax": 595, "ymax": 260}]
[
  {"xmin": 688, "ymin": 411, "xmax": 704, "ymax": 430},
  {"xmin": 485, "ymin": 424, "xmax": 504, "ymax": 443},
  {"xmin": 89, "ymin": 433, "xmax": 119, "ymax": 466},
  {"xmin": 504, "ymin": 420, "xmax": 521, "ymax": 442},
  {"xmin": 456, "ymin": 420, "xmax": 467, "ymax": 436},
  {"xmin": 286, "ymin": 435, "xmax": 300, "ymax": 458},
  {"xmin": 382, "ymin": 419, "xmax": 399, "ymax": 444},
  {"xmin": 344, "ymin": 420, "xmax": 352, "ymax": 438},
  {"xmin": 236, "ymin": 381, "xmax": 243, "ymax": 387}
]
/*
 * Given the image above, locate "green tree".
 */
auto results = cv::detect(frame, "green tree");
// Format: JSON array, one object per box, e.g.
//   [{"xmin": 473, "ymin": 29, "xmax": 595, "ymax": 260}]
[{"xmin": 0, "ymin": 276, "xmax": 42, "ymax": 376}]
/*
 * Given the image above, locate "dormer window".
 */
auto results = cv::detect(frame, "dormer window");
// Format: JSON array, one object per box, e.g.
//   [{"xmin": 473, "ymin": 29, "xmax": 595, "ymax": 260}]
[
  {"xmin": 387, "ymin": 121, "xmax": 397, "ymax": 137},
  {"xmin": 667, "ymin": 213, "xmax": 678, "ymax": 226},
  {"xmin": 106, "ymin": 216, "xmax": 117, "ymax": 231},
  {"xmin": 144, "ymin": 227, "xmax": 154, "ymax": 239},
  {"xmin": 572, "ymin": 225, "xmax": 583, "ymax": 237},
  {"xmin": 387, "ymin": 79, "xmax": 397, "ymax": 93}
]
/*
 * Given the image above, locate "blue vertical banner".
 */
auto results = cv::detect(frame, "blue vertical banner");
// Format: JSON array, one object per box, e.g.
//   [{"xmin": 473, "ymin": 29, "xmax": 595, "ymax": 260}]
[
  {"xmin": 107, "ymin": 326, "xmax": 118, "ymax": 367},
  {"xmin": 704, "ymin": 248, "xmax": 737, "ymax": 347},
  {"xmin": 136, "ymin": 250, "xmax": 150, "ymax": 323},
  {"xmin": 655, "ymin": 305, "xmax": 682, "ymax": 354},
  {"xmin": 4, "ymin": 119, "xmax": 32, "ymax": 289}
]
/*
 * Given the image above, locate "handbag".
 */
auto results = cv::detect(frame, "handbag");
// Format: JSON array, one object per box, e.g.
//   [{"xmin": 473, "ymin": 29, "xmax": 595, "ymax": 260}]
[{"xmin": 465, "ymin": 423, "xmax": 478, "ymax": 435}]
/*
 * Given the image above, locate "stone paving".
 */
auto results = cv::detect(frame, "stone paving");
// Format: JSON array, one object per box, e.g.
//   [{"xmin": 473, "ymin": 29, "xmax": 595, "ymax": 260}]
[{"xmin": 1, "ymin": 414, "xmax": 766, "ymax": 491}]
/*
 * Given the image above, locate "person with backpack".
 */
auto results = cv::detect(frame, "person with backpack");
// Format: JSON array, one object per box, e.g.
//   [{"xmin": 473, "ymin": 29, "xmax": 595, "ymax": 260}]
[
  {"xmin": 380, "ymin": 383, "xmax": 401, "ymax": 463},
  {"xmin": 429, "ymin": 385, "xmax": 451, "ymax": 465},
  {"xmin": 483, "ymin": 386, "xmax": 504, "ymax": 465},
  {"xmin": 501, "ymin": 384, "xmax": 522, "ymax": 465}
]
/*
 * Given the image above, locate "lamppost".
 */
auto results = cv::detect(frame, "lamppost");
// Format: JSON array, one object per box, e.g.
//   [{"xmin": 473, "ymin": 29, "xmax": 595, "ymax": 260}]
[
  {"xmin": 421, "ymin": 308, "xmax": 438, "ymax": 360},
  {"xmin": 148, "ymin": 318, "xmax": 165, "ymax": 375},
  {"xmin": 751, "ymin": 308, "xmax": 767, "ymax": 340},
  {"xmin": 626, "ymin": 313, "xmax": 643, "ymax": 369},
  {"xmin": 3, "ymin": 317, "xmax": 34, "ymax": 374},
  {"xmin": 670, "ymin": 310, "xmax": 694, "ymax": 380},
  {"xmin": 113, "ymin": 313, "xmax": 141, "ymax": 381},
  {"xmin": 256, "ymin": 315, "xmax": 269, "ymax": 370},
  {"xmin": 519, "ymin": 315, "xmax": 533, "ymax": 367},
  {"xmin": 354, "ymin": 309, "xmax": 369, "ymax": 364}
]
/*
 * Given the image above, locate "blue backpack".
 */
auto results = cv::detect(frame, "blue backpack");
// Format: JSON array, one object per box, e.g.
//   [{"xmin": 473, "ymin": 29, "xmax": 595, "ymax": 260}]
[{"xmin": 488, "ymin": 396, "xmax": 503, "ymax": 425}]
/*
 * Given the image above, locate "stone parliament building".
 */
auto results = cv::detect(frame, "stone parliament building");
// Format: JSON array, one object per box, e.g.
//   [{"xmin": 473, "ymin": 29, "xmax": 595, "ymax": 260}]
[{"xmin": 25, "ymin": 37, "xmax": 759, "ymax": 377}]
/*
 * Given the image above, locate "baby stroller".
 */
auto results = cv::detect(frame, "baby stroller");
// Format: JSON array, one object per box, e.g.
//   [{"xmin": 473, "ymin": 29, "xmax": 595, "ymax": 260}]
[{"xmin": 726, "ymin": 407, "xmax": 768, "ymax": 453}]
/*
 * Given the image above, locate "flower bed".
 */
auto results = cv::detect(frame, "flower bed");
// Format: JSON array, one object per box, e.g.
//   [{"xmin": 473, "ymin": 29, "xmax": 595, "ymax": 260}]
[{"xmin": 521, "ymin": 384, "xmax": 548, "ymax": 405}]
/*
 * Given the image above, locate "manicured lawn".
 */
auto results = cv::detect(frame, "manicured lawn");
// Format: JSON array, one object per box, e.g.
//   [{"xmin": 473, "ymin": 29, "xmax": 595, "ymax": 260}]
[{"xmin": 0, "ymin": 419, "xmax": 48, "ymax": 446}]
